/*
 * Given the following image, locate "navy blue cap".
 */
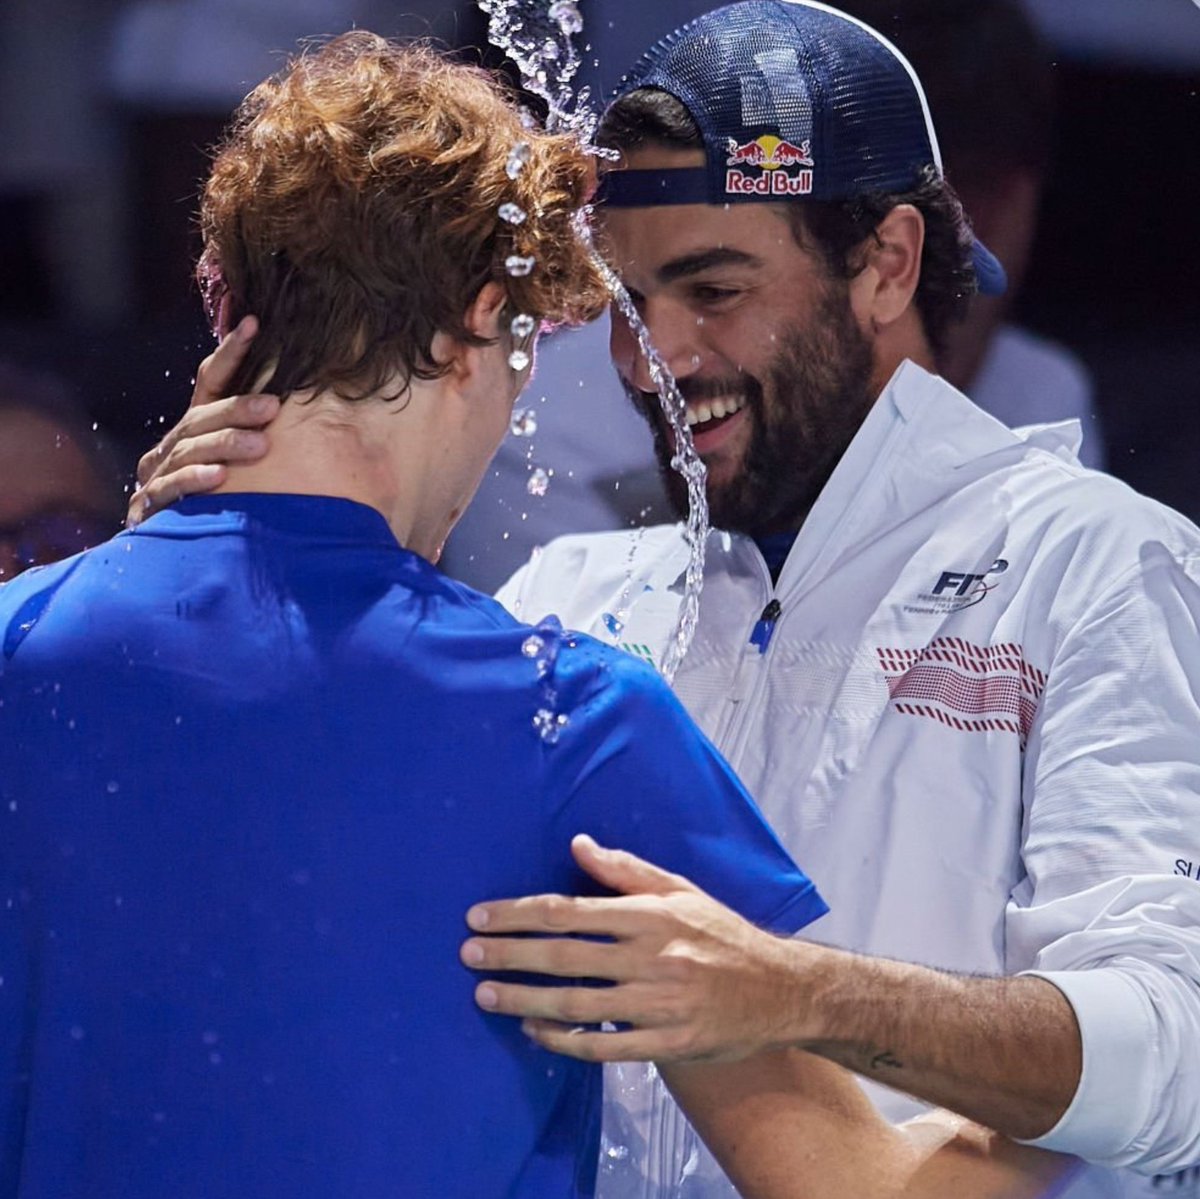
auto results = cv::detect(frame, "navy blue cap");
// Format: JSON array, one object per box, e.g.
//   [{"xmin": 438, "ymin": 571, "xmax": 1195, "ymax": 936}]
[{"xmin": 598, "ymin": 0, "xmax": 1007, "ymax": 296}]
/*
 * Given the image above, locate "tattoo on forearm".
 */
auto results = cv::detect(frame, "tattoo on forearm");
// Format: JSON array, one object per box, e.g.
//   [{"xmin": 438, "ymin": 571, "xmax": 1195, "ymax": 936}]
[{"xmin": 869, "ymin": 1050, "xmax": 904, "ymax": 1071}]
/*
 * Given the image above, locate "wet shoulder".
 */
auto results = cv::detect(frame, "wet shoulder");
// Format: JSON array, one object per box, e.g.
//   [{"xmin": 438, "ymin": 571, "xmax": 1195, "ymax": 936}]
[{"xmin": 0, "ymin": 552, "xmax": 90, "ymax": 663}]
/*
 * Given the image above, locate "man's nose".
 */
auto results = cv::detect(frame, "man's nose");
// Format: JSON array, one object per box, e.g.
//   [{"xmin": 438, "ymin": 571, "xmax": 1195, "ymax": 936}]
[{"xmin": 611, "ymin": 298, "xmax": 705, "ymax": 396}]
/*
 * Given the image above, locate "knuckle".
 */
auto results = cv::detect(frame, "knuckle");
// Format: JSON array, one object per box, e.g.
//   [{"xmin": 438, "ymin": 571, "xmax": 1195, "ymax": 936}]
[
  {"xmin": 541, "ymin": 895, "xmax": 574, "ymax": 930},
  {"xmin": 195, "ymin": 351, "xmax": 218, "ymax": 386},
  {"xmin": 544, "ymin": 940, "xmax": 575, "ymax": 975},
  {"xmin": 558, "ymin": 991, "xmax": 591, "ymax": 1024},
  {"xmin": 665, "ymin": 1025, "xmax": 698, "ymax": 1058},
  {"xmin": 576, "ymin": 1038, "xmax": 603, "ymax": 1063},
  {"xmin": 158, "ymin": 443, "xmax": 185, "ymax": 476}
]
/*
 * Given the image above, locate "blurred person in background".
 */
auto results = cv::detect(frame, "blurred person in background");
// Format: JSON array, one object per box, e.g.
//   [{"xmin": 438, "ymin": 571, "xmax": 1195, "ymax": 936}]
[
  {"xmin": 839, "ymin": 0, "xmax": 1104, "ymax": 468},
  {"xmin": 0, "ymin": 361, "xmax": 126, "ymax": 582}
]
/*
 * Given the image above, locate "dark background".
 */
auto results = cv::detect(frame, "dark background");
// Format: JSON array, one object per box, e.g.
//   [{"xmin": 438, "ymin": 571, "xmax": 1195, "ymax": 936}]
[{"xmin": 1, "ymin": 1, "xmax": 1197, "ymax": 519}]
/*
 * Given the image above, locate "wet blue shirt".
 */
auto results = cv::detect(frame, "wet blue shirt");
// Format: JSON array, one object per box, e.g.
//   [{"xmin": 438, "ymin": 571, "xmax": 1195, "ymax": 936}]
[{"xmin": 0, "ymin": 494, "xmax": 825, "ymax": 1199}]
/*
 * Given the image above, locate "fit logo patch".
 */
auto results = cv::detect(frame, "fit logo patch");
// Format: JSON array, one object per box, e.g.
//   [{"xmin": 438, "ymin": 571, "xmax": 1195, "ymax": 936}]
[
  {"xmin": 902, "ymin": 558, "xmax": 1009, "ymax": 615},
  {"xmin": 725, "ymin": 134, "xmax": 814, "ymax": 197}
]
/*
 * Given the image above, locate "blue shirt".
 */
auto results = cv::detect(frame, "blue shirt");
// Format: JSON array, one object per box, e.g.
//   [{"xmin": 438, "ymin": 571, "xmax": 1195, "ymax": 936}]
[{"xmin": 0, "ymin": 494, "xmax": 825, "ymax": 1199}]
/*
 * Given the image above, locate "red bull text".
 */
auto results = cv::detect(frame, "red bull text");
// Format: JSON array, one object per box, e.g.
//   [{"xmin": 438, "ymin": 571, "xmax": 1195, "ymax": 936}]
[{"xmin": 724, "ymin": 134, "xmax": 814, "ymax": 196}]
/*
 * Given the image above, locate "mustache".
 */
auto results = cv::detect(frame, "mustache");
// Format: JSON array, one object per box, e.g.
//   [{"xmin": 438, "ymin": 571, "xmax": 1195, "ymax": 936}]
[{"xmin": 629, "ymin": 375, "xmax": 753, "ymax": 410}]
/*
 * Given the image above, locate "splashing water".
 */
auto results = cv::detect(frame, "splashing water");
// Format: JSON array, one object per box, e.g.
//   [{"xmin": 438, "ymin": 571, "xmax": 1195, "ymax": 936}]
[
  {"xmin": 480, "ymin": 0, "xmax": 709, "ymax": 686},
  {"xmin": 526, "ymin": 467, "xmax": 550, "ymax": 497},
  {"xmin": 478, "ymin": 0, "xmax": 592, "ymax": 139},
  {"xmin": 582, "ymin": 236, "xmax": 708, "ymax": 683},
  {"xmin": 510, "ymin": 407, "xmax": 538, "ymax": 437},
  {"xmin": 505, "ymin": 254, "xmax": 537, "ymax": 278}
]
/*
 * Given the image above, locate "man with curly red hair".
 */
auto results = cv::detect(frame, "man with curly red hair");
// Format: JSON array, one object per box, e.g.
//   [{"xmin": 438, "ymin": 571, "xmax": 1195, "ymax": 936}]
[{"xmin": 0, "ymin": 34, "xmax": 826, "ymax": 1198}]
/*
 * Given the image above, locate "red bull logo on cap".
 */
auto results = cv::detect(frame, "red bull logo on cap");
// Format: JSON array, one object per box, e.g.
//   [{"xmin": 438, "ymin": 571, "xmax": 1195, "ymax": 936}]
[{"xmin": 725, "ymin": 134, "xmax": 814, "ymax": 196}]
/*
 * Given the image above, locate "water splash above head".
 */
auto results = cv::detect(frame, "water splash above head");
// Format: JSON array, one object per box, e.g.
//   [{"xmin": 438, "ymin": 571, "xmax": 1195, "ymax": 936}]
[
  {"xmin": 478, "ymin": 0, "xmax": 591, "ymax": 138},
  {"xmin": 481, "ymin": 0, "xmax": 708, "ymax": 686}
]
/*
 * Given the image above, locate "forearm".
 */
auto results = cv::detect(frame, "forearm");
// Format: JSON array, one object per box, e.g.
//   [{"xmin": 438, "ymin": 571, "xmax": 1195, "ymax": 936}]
[
  {"xmin": 791, "ymin": 944, "xmax": 1081, "ymax": 1140},
  {"xmin": 660, "ymin": 1052, "xmax": 1074, "ymax": 1199},
  {"xmin": 661, "ymin": 1051, "xmax": 911, "ymax": 1199}
]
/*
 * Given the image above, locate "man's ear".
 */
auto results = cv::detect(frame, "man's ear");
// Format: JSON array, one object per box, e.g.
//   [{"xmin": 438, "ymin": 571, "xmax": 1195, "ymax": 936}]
[
  {"xmin": 849, "ymin": 204, "xmax": 924, "ymax": 333},
  {"xmin": 434, "ymin": 282, "xmax": 509, "ymax": 383},
  {"xmin": 465, "ymin": 281, "xmax": 508, "ymax": 341}
]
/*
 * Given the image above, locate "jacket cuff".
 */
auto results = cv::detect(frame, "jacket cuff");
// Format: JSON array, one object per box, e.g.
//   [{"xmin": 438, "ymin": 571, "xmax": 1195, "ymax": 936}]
[{"xmin": 1014, "ymin": 968, "xmax": 1156, "ymax": 1160}]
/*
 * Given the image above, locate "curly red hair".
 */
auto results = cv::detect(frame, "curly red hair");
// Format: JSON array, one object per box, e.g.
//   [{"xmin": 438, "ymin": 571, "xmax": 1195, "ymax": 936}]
[{"xmin": 199, "ymin": 32, "xmax": 607, "ymax": 400}]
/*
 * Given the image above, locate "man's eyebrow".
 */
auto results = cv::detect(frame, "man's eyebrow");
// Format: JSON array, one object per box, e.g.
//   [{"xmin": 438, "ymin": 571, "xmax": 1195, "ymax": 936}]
[{"xmin": 656, "ymin": 247, "xmax": 763, "ymax": 284}]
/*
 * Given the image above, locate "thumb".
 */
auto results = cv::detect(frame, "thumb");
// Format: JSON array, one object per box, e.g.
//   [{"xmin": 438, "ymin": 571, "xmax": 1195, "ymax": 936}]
[{"xmin": 571, "ymin": 834, "xmax": 701, "ymax": 898}]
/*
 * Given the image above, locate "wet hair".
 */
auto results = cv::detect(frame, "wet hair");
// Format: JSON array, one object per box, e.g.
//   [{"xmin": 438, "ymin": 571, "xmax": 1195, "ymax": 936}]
[
  {"xmin": 199, "ymin": 32, "xmax": 608, "ymax": 402},
  {"xmin": 596, "ymin": 88, "xmax": 975, "ymax": 355}
]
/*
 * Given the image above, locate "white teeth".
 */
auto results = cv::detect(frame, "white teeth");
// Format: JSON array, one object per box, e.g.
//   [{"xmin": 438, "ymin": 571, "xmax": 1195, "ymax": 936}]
[{"xmin": 685, "ymin": 395, "xmax": 745, "ymax": 428}]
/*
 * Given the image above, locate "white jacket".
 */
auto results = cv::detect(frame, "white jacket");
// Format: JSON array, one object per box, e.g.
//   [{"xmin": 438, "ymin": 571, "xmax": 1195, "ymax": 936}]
[{"xmin": 497, "ymin": 361, "xmax": 1200, "ymax": 1199}]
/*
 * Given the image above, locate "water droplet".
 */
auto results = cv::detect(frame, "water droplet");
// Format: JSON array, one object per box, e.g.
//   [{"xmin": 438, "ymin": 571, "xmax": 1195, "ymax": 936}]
[
  {"xmin": 202, "ymin": 1030, "xmax": 219, "ymax": 1046},
  {"xmin": 505, "ymin": 142, "xmax": 532, "ymax": 179},
  {"xmin": 498, "ymin": 202, "xmax": 527, "ymax": 225},
  {"xmin": 549, "ymin": 0, "xmax": 584, "ymax": 35},
  {"xmin": 69, "ymin": 1025, "xmax": 85, "ymax": 1041},
  {"xmin": 106, "ymin": 780, "xmax": 119, "ymax": 794},
  {"xmin": 605, "ymin": 1144, "xmax": 630, "ymax": 1161},
  {"xmin": 510, "ymin": 313, "xmax": 536, "ymax": 339},
  {"xmin": 510, "ymin": 408, "xmax": 538, "ymax": 437},
  {"xmin": 533, "ymin": 709, "xmax": 569, "ymax": 743},
  {"xmin": 522, "ymin": 634, "xmax": 544, "ymax": 659},
  {"xmin": 164, "ymin": 370, "xmax": 171, "ymax": 378},
  {"xmin": 505, "ymin": 254, "xmax": 536, "ymax": 278},
  {"xmin": 526, "ymin": 468, "xmax": 550, "ymax": 497},
  {"xmin": 542, "ymin": 38, "xmax": 561, "ymax": 61},
  {"xmin": 602, "ymin": 613, "xmax": 624, "ymax": 637},
  {"xmin": 508, "ymin": 349, "xmax": 530, "ymax": 371}
]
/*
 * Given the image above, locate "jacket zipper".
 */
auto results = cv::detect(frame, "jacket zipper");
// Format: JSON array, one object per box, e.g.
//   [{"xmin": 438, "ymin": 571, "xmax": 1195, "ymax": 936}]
[{"xmin": 749, "ymin": 598, "xmax": 782, "ymax": 654}]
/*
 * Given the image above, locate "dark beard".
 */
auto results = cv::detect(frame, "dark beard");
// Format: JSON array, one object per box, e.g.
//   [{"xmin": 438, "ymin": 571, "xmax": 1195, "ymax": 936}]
[{"xmin": 627, "ymin": 284, "xmax": 876, "ymax": 537}]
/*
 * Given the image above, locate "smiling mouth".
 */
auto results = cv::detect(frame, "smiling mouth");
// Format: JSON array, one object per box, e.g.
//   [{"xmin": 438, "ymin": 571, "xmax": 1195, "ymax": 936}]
[{"xmin": 685, "ymin": 395, "xmax": 746, "ymax": 435}]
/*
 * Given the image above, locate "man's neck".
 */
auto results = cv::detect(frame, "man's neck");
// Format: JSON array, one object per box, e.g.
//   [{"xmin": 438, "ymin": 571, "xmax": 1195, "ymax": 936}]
[{"xmin": 213, "ymin": 392, "xmax": 426, "ymax": 553}]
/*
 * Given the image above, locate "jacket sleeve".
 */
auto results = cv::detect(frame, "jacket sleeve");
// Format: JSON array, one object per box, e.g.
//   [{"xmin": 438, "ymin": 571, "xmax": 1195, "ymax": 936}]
[{"xmin": 1007, "ymin": 541, "xmax": 1200, "ymax": 1173}]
